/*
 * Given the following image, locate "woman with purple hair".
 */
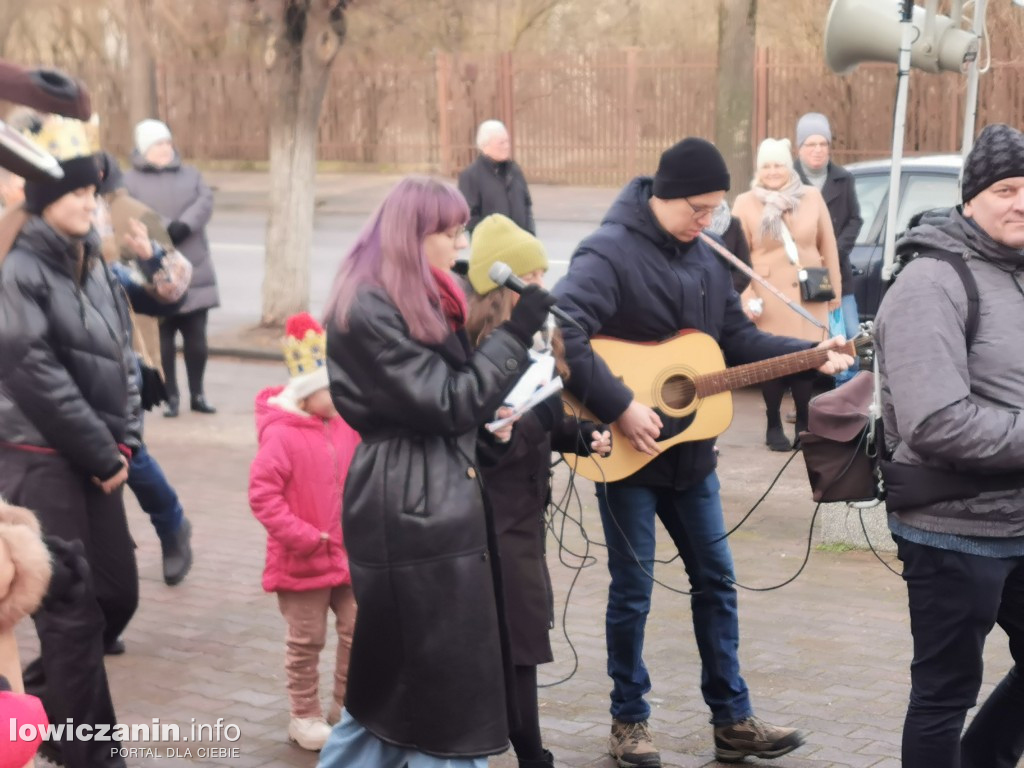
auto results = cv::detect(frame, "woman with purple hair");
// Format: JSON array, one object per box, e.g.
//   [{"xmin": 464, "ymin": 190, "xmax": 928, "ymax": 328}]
[{"xmin": 318, "ymin": 176, "xmax": 556, "ymax": 767}]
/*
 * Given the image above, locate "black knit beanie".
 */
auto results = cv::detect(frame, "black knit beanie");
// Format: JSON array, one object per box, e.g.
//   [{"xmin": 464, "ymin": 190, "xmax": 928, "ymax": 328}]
[
  {"xmin": 961, "ymin": 123, "xmax": 1024, "ymax": 204},
  {"xmin": 652, "ymin": 138, "xmax": 731, "ymax": 199},
  {"xmin": 23, "ymin": 154, "xmax": 100, "ymax": 214}
]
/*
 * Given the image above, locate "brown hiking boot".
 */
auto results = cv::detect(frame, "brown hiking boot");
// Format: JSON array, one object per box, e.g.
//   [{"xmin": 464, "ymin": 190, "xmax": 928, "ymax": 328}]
[
  {"xmin": 713, "ymin": 716, "xmax": 805, "ymax": 762},
  {"xmin": 609, "ymin": 719, "xmax": 661, "ymax": 767}
]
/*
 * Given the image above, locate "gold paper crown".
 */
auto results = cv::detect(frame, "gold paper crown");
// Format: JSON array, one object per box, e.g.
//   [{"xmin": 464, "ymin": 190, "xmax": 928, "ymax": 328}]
[
  {"xmin": 23, "ymin": 115, "xmax": 93, "ymax": 163},
  {"xmin": 282, "ymin": 313, "xmax": 327, "ymax": 379},
  {"xmin": 83, "ymin": 114, "xmax": 102, "ymax": 154}
]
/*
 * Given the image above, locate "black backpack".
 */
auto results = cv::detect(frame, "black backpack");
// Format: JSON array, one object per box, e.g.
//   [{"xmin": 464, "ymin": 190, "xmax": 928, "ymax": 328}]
[
  {"xmin": 801, "ymin": 239, "xmax": 980, "ymax": 505},
  {"xmin": 891, "ymin": 207, "xmax": 980, "ymax": 348},
  {"xmin": 892, "ymin": 248, "xmax": 979, "ymax": 349}
]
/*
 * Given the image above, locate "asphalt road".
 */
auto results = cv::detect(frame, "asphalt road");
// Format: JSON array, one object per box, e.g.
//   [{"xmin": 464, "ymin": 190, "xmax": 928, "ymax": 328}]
[{"xmin": 204, "ymin": 211, "xmax": 597, "ymax": 339}]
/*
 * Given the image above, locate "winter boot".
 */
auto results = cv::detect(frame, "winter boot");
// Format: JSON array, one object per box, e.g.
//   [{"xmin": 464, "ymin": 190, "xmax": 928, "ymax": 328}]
[{"xmin": 161, "ymin": 518, "xmax": 193, "ymax": 586}]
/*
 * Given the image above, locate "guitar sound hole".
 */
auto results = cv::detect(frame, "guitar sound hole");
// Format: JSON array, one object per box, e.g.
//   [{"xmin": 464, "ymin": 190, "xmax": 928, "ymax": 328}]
[{"xmin": 661, "ymin": 374, "xmax": 696, "ymax": 410}]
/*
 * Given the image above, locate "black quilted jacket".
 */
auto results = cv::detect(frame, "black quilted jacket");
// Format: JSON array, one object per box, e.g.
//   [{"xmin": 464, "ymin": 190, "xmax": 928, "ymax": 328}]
[{"xmin": 0, "ymin": 217, "xmax": 141, "ymax": 480}]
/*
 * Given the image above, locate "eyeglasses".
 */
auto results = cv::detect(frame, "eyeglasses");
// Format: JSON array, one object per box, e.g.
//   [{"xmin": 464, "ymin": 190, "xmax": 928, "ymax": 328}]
[{"xmin": 683, "ymin": 197, "xmax": 717, "ymax": 219}]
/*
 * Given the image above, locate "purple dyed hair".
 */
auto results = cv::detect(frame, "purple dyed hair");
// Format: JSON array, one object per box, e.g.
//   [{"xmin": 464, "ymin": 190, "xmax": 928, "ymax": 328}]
[{"xmin": 324, "ymin": 176, "xmax": 469, "ymax": 345}]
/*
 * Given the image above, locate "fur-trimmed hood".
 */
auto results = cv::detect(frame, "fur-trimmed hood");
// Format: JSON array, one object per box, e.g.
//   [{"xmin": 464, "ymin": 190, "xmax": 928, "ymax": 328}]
[{"xmin": 0, "ymin": 499, "xmax": 51, "ymax": 632}]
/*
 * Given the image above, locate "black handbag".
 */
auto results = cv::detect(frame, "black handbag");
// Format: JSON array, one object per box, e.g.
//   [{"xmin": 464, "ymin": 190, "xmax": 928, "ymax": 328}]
[
  {"xmin": 799, "ymin": 266, "xmax": 836, "ymax": 302},
  {"xmin": 779, "ymin": 221, "xmax": 835, "ymax": 302}
]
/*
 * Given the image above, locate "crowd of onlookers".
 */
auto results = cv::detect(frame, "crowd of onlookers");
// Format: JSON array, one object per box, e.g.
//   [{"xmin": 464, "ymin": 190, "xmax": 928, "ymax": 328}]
[
  {"xmin": 1, "ymin": 59, "xmax": 1022, "ymax": 768},
  {"xmin": 0, "ymin": 83, "xmax": 215, "ymax": 767}
]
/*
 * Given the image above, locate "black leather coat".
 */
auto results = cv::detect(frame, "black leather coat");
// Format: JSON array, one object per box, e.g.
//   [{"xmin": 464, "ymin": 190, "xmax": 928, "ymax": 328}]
[
  {"xmin": 0, "ymin": 218, "xmax": 141, "ymax": 480},
  {"xmin": 326, "ymin": 287, "xmax": 531, "ymax": 758}
]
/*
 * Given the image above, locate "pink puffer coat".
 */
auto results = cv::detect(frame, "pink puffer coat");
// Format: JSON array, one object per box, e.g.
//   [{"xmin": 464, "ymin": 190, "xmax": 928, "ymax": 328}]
[{"xmin": 249, "ymin": 387, "xmax": 359, "ymax": 592}]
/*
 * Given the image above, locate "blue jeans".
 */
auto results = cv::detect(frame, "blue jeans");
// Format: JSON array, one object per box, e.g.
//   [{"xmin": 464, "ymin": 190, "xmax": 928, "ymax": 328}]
[
  {"xmin": 127, "ymin": 442, "xmax": 183, "ymax": 542},
  {"xmin": 596, "ymin": 472, "xmax": 752, "ymax": 725},
  {"xmin": 835, "ymin": 294, "xmax": 861, "ymax": 385},
  {"xmin": 318, "ymin": 710, "xmax": 488, "ymax": 768}
]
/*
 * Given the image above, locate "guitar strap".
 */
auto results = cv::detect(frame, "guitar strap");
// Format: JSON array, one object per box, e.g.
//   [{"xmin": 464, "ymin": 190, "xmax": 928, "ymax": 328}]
[{"xmin": 698, "ymin": 232, "xmax": 826, "ymax": 330}]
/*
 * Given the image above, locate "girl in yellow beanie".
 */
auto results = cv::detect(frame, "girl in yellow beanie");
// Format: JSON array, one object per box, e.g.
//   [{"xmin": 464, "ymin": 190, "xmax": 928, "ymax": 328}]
[{"xmin": 465, "ymin": 214, "xmax": 611, "ymax": 768}]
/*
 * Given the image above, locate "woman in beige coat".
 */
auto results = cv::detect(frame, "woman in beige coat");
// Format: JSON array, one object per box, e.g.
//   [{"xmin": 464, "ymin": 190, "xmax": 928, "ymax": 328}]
[{"xmin": 733, "ymin": 138, "xmax": 842, "ymax": 451}]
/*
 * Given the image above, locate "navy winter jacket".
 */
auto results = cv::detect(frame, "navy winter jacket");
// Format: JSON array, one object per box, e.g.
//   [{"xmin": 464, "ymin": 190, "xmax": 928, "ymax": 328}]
[{"xmin": 553, "ymin": 177, "xmax": 813, "ymax": 489}]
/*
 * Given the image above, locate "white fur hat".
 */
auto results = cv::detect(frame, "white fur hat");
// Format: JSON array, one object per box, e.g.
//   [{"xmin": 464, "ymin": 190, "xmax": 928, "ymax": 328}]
[
  {"xmin": 756, "ymin": 138, "xmax": 794, "ymax": 170},
  {"xmin": 134, "ymin": 119, "xmax": 172, "ymax": 156}
]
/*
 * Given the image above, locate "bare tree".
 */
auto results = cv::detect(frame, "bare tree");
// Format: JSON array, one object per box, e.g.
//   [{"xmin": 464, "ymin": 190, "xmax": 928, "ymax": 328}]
[
  {"xmin": 248, "ymin": 0, "xmax": 351, "ymax": 326},
  {"xmin": 126, "ymin": 0, "xmax": 159, "ymax": 124},
  {"xmin": 716, "ymin": 0, "xmax": 757, "ymax": 199}
]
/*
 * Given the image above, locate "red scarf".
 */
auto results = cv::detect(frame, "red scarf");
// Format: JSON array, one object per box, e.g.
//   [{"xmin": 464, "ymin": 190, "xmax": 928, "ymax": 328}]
[{"xmin": 430, "ymin": 266, "xmax": 467, "ymax": 332}]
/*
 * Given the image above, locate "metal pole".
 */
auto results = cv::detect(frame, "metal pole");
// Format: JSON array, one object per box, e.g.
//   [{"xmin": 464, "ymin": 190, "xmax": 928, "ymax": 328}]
[
  {"xmin": 961, "ymin": 0, "xmax": 988, "ymax": 156},
  {"xmin": 881, "ymin": 0, "xmax": 916, "ymax": 283}
]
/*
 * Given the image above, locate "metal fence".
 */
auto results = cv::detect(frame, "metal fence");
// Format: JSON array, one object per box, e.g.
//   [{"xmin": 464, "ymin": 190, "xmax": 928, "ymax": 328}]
[{"xmin": 87, "ymin": 47, "xmax": 1024, "ymax": 186}]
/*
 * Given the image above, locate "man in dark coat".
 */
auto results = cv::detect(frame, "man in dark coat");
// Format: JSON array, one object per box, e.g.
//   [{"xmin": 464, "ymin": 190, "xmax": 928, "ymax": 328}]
[
  {"xmin": 552, "ymin": 138, "xmax": 852, "ymax": 767},
  {"xmin": 794, "ymin": 113, "xmax": 863, "ymax": 349},
  {"xmin": 458, "ymin": 120, "xmax": 535, "ymax": 235},
  {"xmin": 875, "ymin": 123, "xmax": 1024, "ymax": 768}
]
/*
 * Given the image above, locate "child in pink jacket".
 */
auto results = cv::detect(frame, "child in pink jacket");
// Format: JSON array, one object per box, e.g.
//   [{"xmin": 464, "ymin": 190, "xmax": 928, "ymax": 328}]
[{"xmin": 249, "ymin": 313, "xmax": 359, "ymax": 752}]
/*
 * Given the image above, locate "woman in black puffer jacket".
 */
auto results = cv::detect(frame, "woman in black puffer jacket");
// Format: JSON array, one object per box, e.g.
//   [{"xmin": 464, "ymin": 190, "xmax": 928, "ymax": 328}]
[{"xmin": 0, "ymin": 116, "xmax": 140, "ymax": 768}]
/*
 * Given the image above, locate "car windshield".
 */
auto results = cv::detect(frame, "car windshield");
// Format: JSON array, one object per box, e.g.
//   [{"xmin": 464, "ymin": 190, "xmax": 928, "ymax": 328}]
[
  {"xmin": 854, "ymin": 174, "xmax": 889, "ymax": 244},
  {"xmin": 853, "ymin": 168, "xmax": 961, "ymax": 244},
  {"xmin": 894, "ymin": 173, "xmax": 960, "ymax": 233}
]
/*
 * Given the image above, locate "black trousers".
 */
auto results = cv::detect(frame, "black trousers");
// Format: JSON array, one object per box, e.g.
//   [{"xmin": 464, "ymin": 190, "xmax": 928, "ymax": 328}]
[
  {"xmin": 159, "ymin": 308, "xmax": 209, "ymax": 400},
  {"xmin": 895, "ymin": 536, "xmax": 1024, "ymax": 768},
  {"xmin": 0, "ymin": 447, "xmax": 138, "ymax": 768},
  {"xmin": 509, "ymin": 664, "xmax": 544, "ymax": 760},
  {"xmin": 761, "ymin": 374, "xmax": 814, "ymax": 431}
]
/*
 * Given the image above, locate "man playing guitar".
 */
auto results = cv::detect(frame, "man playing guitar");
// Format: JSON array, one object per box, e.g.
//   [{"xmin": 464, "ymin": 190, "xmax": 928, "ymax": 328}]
[{"xmin": 552, "ymin": 137, "xmax": 851, "ymax": 767}]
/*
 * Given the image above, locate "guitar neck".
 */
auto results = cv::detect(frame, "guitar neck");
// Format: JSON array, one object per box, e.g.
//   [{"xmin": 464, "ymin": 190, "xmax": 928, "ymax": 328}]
[{"xmin": 696, "ymin": 344, "xmax": 848, "ymax": 396}]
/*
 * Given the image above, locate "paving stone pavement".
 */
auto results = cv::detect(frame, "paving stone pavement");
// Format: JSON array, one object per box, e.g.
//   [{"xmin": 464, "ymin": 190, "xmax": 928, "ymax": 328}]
[{"xmin": 18, "ymin": 356, "xmax": 1013, "ymax": 768}]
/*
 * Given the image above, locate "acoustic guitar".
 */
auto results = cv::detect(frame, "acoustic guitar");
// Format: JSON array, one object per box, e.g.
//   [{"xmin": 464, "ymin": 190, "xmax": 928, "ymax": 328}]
[{"xmin": 562, "ymin": 330, "xmax": 867, "ymax": 483}]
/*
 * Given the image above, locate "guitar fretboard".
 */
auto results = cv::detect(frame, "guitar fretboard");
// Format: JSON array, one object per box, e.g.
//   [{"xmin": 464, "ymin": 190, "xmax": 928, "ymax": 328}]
[
  {"xmin": 696, "ymin": 346, "xmax": 840, "ymax": 396},
  {"xmin": 660, "ymin": 337, "xmax": 864, "ymax": 407}
]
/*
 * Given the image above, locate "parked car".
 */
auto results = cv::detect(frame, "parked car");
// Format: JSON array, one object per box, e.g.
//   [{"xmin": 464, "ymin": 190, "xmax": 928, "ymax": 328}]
[{"xmin": 847, "ymin": 154, "xmax": 962, "ymax": 321}]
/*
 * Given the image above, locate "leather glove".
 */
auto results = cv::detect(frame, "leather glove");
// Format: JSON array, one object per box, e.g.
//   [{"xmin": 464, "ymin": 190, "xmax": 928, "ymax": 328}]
[
  {"xmin": 503, "ymin": 285, "xmax": 556, "ymax": 346},
  {"xmin": 41, "ymin": 536, "xmax": 90, "ymax": 610},
  {"xmin": 166, "ymin": 220, "xmax": 191, "ymax": 246}
]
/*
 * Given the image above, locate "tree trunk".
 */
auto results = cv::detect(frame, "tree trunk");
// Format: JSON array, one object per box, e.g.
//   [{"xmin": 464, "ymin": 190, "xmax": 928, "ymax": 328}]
[
  {"xmin": 260, "ymin": 3, "xmax": 346, "ymax": 327},
  {"xmin": 127, "ymin": 0, "xmax": 159, "ymax": 125},
  {"xmin": 715, "ymin": 0, "xmax": 757, "ymax": 201}
]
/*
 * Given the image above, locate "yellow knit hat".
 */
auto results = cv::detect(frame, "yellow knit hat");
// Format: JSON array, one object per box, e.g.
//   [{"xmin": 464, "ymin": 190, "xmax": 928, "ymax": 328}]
[{"xmin": 468, "ymin": 214, "xmax": 548, "ymax": 295}]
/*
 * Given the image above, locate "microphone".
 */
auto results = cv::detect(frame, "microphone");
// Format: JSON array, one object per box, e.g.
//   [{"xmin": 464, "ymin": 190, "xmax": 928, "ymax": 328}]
[{"xmin": 488, "ymin": 261, "xmax": 585, "ymax": 332}]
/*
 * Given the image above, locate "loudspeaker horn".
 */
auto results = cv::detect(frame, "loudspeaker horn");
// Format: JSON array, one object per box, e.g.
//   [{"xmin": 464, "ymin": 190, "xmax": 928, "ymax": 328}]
[{"xmin": 825, "ymin": 0, "xmax": 979, "ymax": 75}]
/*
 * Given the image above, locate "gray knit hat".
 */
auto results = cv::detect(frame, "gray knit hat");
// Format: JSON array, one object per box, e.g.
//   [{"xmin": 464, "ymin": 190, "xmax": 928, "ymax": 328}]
[
  {"xmin": 961, "ymin": 123, "xmax": 1024, "ymax": 204},
  {"xmin": 796, "ymin": 113, "xmax": 832, "ymax": 148}
]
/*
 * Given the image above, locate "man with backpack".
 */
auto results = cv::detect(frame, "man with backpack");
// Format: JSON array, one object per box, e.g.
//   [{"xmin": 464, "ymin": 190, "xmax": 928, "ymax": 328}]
[{"xmin": 874, "ymin": 123, "xmax": 1024, "ymax": 768}]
